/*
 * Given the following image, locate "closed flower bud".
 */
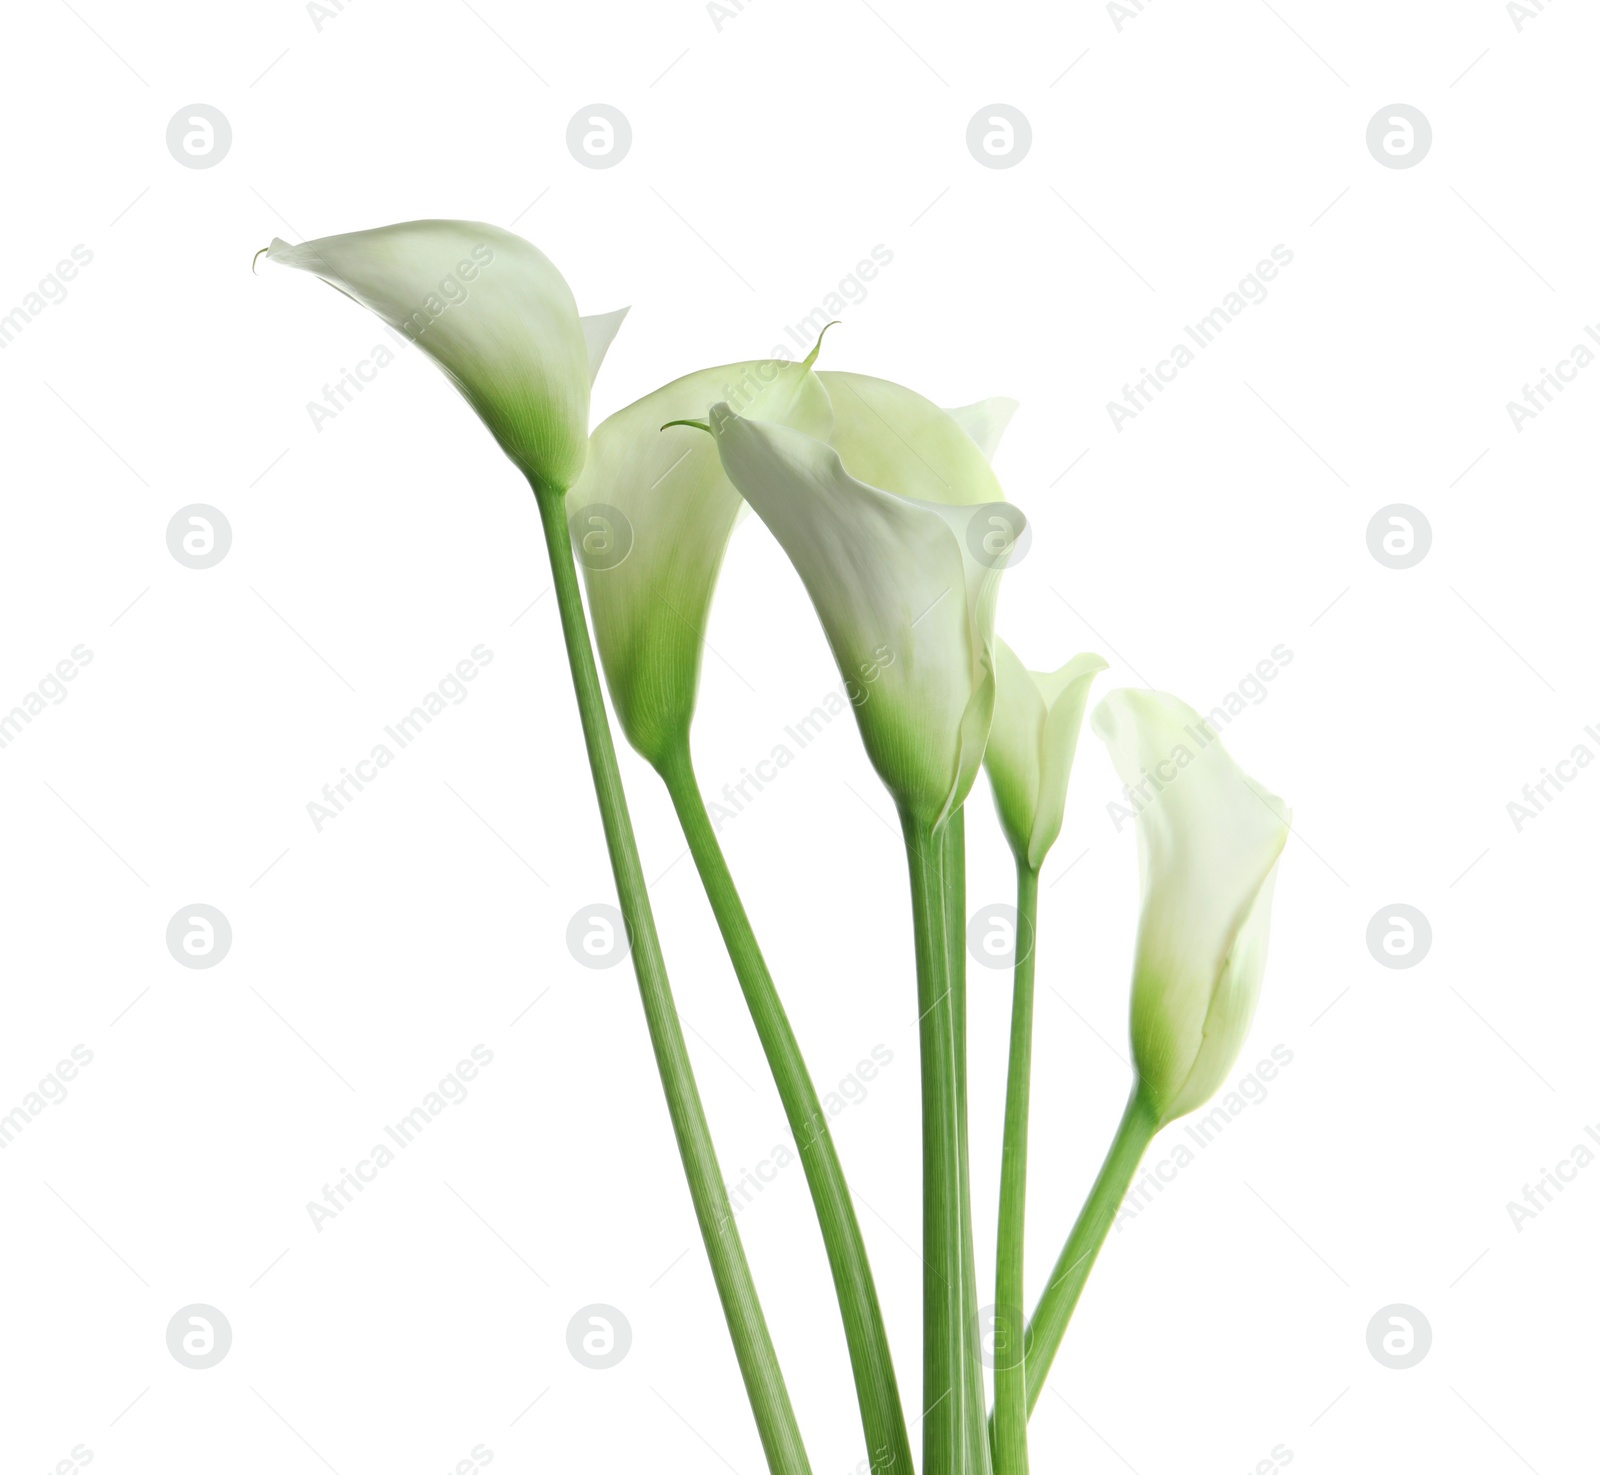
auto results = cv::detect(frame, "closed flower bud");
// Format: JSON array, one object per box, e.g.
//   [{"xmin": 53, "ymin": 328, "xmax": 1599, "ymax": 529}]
[
  {"xmin": 984, "ymin": 640, "xmax": 1107, "ymax": 869},
  {"xmin": 1093, "ymin": 690, "xmax": 1291, "ymax": 1125}
]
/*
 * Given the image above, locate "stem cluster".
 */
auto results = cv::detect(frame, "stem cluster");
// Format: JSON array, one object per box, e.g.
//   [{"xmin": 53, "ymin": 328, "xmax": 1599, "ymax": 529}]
[
  {"xmin": 539, "ymin": 477, "xmax": 1150, "ymax": 1475},
  {"xmin": 902, "ymin": 807, "xmax": 992, "ymax": 1475}
]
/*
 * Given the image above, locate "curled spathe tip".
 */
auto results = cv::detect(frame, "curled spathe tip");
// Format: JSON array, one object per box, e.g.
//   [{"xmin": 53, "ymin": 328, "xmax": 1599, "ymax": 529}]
[
  {"xmin": 801, "ymin": 320, "xmax": 841, "ymax": 371},
  {"xmin": 660, "ymin": 418, "xmax": 712, "ymax": 435},
  {"xmin": 251, "ymin": 245, "xmax": 270, "ymax": 275}
]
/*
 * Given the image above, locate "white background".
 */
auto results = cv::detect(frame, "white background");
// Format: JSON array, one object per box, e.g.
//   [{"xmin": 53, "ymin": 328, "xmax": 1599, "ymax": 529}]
[{"xmin": 1, "ymin": 1, "xmax": 1595, "ymax": 1472}]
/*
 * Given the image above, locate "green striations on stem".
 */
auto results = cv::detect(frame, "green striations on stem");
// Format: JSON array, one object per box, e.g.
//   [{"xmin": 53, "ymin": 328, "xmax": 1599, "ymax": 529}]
[
  {"xmin": 1023, "ymin": 1088, "xmax": 1158, "ymax": 1415},
  {"xmin": 904, "ymin": 812, "xmax": 967, "ymax": 1475},
  {"xmin": 991, "ymin": 862, "xmax": 1039, "ymax": 1474}
]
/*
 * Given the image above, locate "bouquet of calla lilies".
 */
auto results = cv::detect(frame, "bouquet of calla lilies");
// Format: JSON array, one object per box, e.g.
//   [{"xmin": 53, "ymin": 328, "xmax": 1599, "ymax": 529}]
[{"xmin": 262, "ymin": 220, "xmax": 1292, "ymax": 1475}]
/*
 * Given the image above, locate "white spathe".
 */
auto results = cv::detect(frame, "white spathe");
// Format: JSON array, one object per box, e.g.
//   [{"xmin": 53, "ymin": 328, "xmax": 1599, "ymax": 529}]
[
  {"xmin": 572, "ymin": 360, "xmax": 833, "ymax": 767},
  {"xmin": 1093, "ymin": 689, "xmax": 1291, "ymax": 1125},
  {"xmin": 711, "ymin": 403, "xmax": 1025, "ymax": 829},
  {"xmin": 818, "ymin": 371, "xmax": 1011, "ymax": 506},
  {"xmin": 265, "ymin": 220, "xmax": 602, "ymax": 492}
]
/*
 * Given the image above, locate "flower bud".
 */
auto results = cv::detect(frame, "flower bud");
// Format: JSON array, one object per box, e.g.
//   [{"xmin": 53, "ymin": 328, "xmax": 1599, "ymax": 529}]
[
  {"xmin": 1093, "ymin": 690, "xmax": 1290, "ymax": 1124},
  {"xmin": 984, "ymin": 640, "xmax": 1107, "ymax": 869}
]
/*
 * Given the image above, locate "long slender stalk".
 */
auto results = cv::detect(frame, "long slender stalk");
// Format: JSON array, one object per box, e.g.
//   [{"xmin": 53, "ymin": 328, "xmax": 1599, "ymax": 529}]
[
  {"xmin": 942, "ymin": 812, "xmax": 992, "ymax": 1475},
  {"xmin": 991, "ymin": 863, "xmax": 1039, "ymax": 1474},
  {"xmin": 533, "ymin": 484, "xmax": 811, "ymax": 1475},
  {"xmin": 657, "ymin": 739, "xmax": 912, "ymax": 1475},
  {"xmin": 902, "ymin": 809, "xmax": 964, "ymax": 1475},
  {"xmin": 1023, "ymin": 1087, "xmax": 1159, "ymax": 1416}
]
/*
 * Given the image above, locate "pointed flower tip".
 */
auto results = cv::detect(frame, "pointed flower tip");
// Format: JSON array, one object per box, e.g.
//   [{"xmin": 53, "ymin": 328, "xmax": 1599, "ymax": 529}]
[
  {"xmin": 256, "ymin": 237, "xmax": 310, "ymax": 276},
  {"xmin": 945, "ymin": 396, "xmax": 1021, "ymax": 463},
  {"xmin": 800, "ymin": 320, "xmax": 842, "ymax": 371},
  {"xmin": 659, "ymin": 417, "xmax": 711, "ymax": 435},
  {"xmin": 581, "ymin": 306, "xmax": 631, "ymax": 385},
  {"xmin": 1044, "ymin": 651, "xmax": 1109, "ymax": 689}
]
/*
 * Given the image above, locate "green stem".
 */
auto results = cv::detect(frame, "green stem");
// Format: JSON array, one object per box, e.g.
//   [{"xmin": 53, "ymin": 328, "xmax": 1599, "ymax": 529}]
[
  {"xmin": 942, "ymin": 812, "xmax": 991, "ymax": 1475},
  {"xmin": 533, "ymin": 485, "xmax": 811, "ymax": 1475},
  {"xmin": 991, "ymin": 863, "xmax": 1039, "ymax": 1475},
  {"xmin": 1023, "ymin": 1087, "xmax": 1159, "ymax": 1416},
  {"xmin": 657, "ymin": 740, "xmax": 912, "ymax": 1475},
  {"xmin": 903, "ymin": 810, "xmax": 964, "ymax": 1475}
]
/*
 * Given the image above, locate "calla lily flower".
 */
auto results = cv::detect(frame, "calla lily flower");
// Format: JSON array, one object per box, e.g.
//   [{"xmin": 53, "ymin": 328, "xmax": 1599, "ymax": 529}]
[
  {"xmin": 571, "ymin": 358, "xmax": 833, "ymax": 769},
  {"xmin": 710, "ymin": 404, "xmax": 1025, "ymax": 828},
  {"xmin": 984, "ymin": 640, "xmax": 1108, "ymax": 870},
  {"xmin": 263, "ymin": 220, "xmax": 625, "ymax": 494},
  {"xmin": 1093, "ymin": 690, "xmax": 1290, "ymax": 1125}
]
